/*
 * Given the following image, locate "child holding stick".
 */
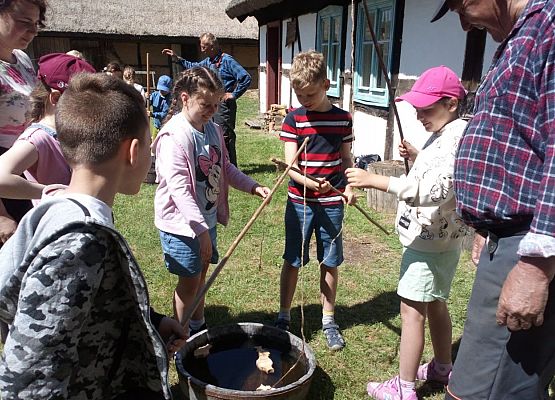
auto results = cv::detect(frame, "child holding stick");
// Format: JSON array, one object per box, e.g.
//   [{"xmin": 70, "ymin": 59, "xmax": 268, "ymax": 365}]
[
  {"xmin": 152, "ymin": 67, "xmax": 269, "ymax": 336},
  {"xmin": 346, "ymin": 66, "xmax": 468, "ymax": 400},
  {"xmin": 275, "ymin": 50, "xmax": 356, "ymax": 351}
]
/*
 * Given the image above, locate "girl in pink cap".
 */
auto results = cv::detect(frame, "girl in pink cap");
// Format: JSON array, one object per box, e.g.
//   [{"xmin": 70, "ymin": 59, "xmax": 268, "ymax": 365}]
[{"xmin": 346, "ymin": 66, "xmax": 469, "ymax": 400}]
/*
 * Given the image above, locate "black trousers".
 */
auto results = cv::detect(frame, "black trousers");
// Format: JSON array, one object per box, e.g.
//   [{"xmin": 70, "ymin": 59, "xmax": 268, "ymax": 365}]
[
  {"xmin": 446, "ymin": 232, "xmax": 555, "ymax": 399},
  {"xmin": 213, "ymin": 98, "xmax": 237, "ymax": 167}
]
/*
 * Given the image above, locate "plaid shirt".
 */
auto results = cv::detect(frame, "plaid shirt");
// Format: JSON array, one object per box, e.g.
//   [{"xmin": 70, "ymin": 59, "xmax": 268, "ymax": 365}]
[
  {"xmin": 454, "ymin": 0, "xmax": 555, "ymax": 257},
  {"xmin": 178, "ymin": 53, "xmax": 251, "ymax": 99}
]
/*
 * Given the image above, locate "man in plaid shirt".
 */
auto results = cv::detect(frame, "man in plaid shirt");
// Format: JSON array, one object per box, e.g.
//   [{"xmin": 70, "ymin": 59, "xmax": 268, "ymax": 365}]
[{"xmin": 432, "ymin": 0, "xmax": 555, "ymax": 398}]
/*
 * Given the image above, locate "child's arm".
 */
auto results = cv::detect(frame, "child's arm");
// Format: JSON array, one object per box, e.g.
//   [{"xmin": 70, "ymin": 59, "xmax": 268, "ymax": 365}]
[
  {"xmin": 340, "ymin": 142, "xmax": 357, "ymax": 205},
  {"xmin": 150, "ymin": 309, "xmax": 187, "ymax": 354},
  {"xmin": 284, "ymin": 141, "xmax": 331, "ymax": 193},
  {"xmin": 0, "ymin": 141, "xmax": 45, "ymax": 200},
  {"xmin": 218, "ymin": 126, "xmax": 270, "ymax": 198},
  {"xmin": 345, "ymin": 167, "xmax": 390, "ymax": 192}
]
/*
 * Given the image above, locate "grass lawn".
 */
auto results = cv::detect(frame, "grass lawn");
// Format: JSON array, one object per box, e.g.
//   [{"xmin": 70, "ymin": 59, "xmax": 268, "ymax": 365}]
[{"xmin": 114, "ymin": 90, "xmax": 478, "ymax": 400}]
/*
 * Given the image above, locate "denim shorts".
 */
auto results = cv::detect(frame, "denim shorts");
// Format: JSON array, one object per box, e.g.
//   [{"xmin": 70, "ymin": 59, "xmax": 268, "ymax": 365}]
[
  {"xmin": 159, "ymin": 227, "xmax": 219, "ymax": 277},
  {"xmin": 283, "ymin": 200, "xmax": 344, "ymax": 268}
]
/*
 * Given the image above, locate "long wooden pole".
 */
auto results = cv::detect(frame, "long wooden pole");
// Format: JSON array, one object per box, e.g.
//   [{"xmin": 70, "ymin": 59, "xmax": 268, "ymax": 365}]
[
  {"xmin": 178, "ymin": 138, "xmax": 310, "ymax": 330},
  {"xmin": 146, "ymin": 52, "xmax": 151, "ymax": 109},
  {"xmin": 271, "ymin": 158, "xmax": 390, "ymax": 235},
  {"xmin": 361, "ymin": 2, "xmax": 409, "ymax": 175}
]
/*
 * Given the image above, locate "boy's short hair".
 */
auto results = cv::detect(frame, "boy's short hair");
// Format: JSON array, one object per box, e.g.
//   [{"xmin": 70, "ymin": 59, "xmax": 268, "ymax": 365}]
[
  {"xmin": 290, "ymin": 50, "xmax": 328, "ymax": 89},
  {"xmin": 56, "ymin": 73, "xmax": 148, "ymax": 166}
]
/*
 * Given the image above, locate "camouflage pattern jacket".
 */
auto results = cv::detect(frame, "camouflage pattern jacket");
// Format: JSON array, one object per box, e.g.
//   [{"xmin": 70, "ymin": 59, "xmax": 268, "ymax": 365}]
[{"xmin": 0, "ymin": 197, "xmax": 171, "ymax": 399}]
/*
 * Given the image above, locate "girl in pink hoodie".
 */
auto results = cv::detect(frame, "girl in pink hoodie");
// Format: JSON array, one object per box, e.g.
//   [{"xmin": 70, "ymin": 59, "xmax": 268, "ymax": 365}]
[{"xmin": 153, "ymin": 67, "xmax": 270, "ymax": 336}]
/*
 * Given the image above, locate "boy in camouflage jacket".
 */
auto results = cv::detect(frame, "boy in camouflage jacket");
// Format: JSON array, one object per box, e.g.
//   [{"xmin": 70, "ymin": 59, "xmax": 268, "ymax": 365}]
[{"xmin": 0, "ymin": 73, "xmax": 186, "ymax": 399}]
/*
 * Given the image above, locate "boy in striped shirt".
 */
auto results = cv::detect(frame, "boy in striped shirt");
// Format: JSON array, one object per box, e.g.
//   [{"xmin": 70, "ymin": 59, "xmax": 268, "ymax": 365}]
[{"xmin": 275, "ymin": 50, "xmax": 356, "ymax": 351}]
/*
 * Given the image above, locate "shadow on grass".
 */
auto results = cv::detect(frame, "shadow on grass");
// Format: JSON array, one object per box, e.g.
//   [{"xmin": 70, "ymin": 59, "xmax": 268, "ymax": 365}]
[
  {"xmin": 204, "ymin": 290, "xmax": 400, "ymax": 343},
  {"xmin": 238, "ymin": 162, "xmax": 277, "ymax": 175}
]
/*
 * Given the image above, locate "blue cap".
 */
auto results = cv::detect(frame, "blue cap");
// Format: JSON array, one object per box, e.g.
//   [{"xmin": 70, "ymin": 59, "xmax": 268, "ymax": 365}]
[{"xmin": 157, "ymin": 75, "xmax": 172, "ymax": 92}]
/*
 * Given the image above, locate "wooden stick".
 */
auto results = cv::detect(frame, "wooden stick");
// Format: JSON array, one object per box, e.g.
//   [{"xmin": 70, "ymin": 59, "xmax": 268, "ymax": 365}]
[
  {"xmin": 271, "ymin": 158, "xmax": 390, "ymax": 235},
  {"xmin": 178, "ymin": 138, "xmax": 310, "ymax": 330},
  {"xmin": 146, "ymin": 52, "xmax": 151, "ymax": 109},
  {"xmin": 361, "ymin": 2, "xmax": 409, "ymax": 175}
]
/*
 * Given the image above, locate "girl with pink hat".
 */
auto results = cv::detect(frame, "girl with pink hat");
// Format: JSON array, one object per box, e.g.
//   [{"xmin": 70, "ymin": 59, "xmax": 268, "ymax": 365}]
[{"xmin": 346, "ymin": 65, "xmax": 468, "ymax": 400}]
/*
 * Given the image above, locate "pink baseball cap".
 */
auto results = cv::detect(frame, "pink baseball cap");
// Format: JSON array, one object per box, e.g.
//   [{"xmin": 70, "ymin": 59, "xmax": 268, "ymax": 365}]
[
  {"xmin": 38, "ymin": 53, "xmax": 96, "ymax": 93},
  {"xmin": 395, "ymin": 65, "xmax": 465, "ymax": 108}
]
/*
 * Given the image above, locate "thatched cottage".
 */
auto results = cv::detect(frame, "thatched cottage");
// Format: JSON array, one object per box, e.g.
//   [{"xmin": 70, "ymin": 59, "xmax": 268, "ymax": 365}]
[{"xmin": 27, "ymin": 0, "xmax": 259, "ymax": 88}]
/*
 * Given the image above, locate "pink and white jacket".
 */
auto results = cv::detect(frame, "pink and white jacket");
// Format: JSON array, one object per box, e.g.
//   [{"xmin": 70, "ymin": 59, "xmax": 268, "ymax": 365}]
[{"xmin": 153, "ymin": 113, "xmax": 257, "ymax": 238}]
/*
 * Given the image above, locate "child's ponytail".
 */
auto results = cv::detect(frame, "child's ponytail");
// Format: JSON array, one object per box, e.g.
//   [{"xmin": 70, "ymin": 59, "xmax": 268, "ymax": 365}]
[{"xmin": 25, "ymin": 81, "xmax": 51, "ymax": 123}]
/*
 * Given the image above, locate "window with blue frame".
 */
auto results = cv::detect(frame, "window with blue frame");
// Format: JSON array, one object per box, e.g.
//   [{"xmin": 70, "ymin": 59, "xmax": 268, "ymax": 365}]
[
  {"xmin": 354, "ymin": 0, "xmax": 394, "ymax": 106},
  {"xmin": 317, "ymin": 6, "xmax": 343, "ymax": 98}
]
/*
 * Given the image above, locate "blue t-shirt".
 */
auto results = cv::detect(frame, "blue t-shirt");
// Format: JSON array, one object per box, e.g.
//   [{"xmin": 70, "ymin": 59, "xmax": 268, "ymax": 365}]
[{"xmin": 192, "ymin": 122, "xmax": 222, "ymax": 228}]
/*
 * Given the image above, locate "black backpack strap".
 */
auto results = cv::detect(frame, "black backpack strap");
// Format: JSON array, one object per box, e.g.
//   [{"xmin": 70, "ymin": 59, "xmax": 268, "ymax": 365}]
[{"xmin": 66, "ymin": 198, "xmax": 91, "ymax": 217}]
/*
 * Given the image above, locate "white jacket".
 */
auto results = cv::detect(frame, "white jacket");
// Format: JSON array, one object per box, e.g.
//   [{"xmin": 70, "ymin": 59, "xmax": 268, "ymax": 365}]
[{"xmin": 387, "ymin": 119, "xmax": 469, "ymax": 252}]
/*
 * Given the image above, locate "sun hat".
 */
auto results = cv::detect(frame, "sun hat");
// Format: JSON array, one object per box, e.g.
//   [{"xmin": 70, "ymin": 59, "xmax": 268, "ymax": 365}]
[
  {"xmin": 430, "ymin": 0, "xmax": 449, "ymax": 22},
  {"xmin": 395, "ymin": 65, "xmax": 465, "ymax": 108},
  {"xmin": 157, "ymin": 75, "xmax": 173, "ymax": 92},
  {"xmin": 37, "ymin": 53, "xmax": 96, "ymax": 93}
]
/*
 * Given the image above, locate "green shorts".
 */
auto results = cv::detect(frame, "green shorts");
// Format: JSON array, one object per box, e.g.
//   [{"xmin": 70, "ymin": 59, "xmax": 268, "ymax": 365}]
[{"xmin": 397, "ymin": 247, "xmax": 460, "ymax": 302}]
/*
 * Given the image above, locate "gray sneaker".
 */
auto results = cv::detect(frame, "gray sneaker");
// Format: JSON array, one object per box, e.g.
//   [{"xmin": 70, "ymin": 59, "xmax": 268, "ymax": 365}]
[{"xmin": 323, "ymin": 323, "xmax": 345, "ymax": 351}]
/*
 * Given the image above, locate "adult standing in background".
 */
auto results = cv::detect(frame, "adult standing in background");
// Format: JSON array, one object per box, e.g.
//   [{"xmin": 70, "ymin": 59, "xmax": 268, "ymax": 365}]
[
  {"xmin": 162, "ymin": 33, "xmax": 252, "ymax": 166},
  {"xmin": 0, "ymin": 0, "xmax": 47, "ymax": 244},
  {"xmin": 431, "ymin": 0, "xmax": 555, "ymax": 399}
]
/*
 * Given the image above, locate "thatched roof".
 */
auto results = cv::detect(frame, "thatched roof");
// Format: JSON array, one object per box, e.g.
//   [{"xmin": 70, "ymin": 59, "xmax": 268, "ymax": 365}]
[
  {"xmin": 226, "ymin": 0, "xmax": 284, "ymax": 22},
  {"xmin": 43, "ymin": 0, "xmax": 258, "ymax": 40},
  {"xmin": 226, "ymin": 0, "xmax": 347, "ymax": 24}
]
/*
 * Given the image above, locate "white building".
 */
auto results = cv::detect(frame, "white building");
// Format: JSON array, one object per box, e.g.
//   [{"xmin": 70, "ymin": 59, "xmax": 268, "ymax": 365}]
[{"xmin": 226, "ymin": 0, "xmax": 498, "ymax": 160}]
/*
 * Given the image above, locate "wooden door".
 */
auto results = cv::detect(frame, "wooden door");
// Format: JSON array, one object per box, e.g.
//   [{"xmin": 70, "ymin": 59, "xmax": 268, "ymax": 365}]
[{"xmin": 266, "ymin": 22, "xmax": 281, "ymax": 110}]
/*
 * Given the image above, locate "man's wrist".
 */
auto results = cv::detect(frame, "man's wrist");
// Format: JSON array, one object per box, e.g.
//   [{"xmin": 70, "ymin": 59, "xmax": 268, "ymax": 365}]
[{"xmin": 519, "ymin": 256, "xmax": 555, "ymax": 281}]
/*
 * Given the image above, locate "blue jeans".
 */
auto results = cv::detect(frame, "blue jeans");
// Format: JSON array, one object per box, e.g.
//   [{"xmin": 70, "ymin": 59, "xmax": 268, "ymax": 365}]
[
  {"xmin": 283, "ymin": 200, "xmax": 344, "ymax": 268},
  {"xmin": 159, "ymin": 227, "xmax": 219, "ymax": 277}
]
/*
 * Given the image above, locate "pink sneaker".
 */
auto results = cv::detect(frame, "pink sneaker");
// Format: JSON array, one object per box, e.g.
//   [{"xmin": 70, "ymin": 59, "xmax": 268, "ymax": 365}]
[
  {"xmin": 367, "ymin": 376, "xmax": 417, "ymax": 400},
  {"xmin": 416, "ymin": 359, "xmax": 450, "ymax": 385}
]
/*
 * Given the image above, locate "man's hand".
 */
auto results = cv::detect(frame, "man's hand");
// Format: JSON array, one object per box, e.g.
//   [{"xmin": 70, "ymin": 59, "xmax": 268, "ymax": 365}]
[
  {"xmin": 158, "ymin": 316, "xmax": 187, "ymax": 355},
  {"xmin": 496, "ymin": 256, "xmax": 555, "ymax": 330},
  {"xmin": 0, "ymin": 215, "xmax": 17, "ymax": 243},
  {"xmin": 471, "ymin": 233, "xmax": 486, "ymax": 266},
  {"xmin": 162, "ymin": 48, "xmax": 176, "ymax": 58}
]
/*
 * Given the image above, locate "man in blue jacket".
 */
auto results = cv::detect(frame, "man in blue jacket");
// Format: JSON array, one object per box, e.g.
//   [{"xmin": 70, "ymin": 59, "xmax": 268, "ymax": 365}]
[{"xmin": 163, "ymin": 33, "xmax": 252, "ymax": 166}]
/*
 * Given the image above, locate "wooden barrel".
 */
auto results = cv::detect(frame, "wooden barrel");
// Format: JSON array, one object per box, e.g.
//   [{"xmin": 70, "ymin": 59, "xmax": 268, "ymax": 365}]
[
  {"xmin": 365, "ymin": 160, "xmax": 406, "ymax": 214},
  {"xmin": 143, "ymin": 155, "xmax": 156, "ymax": 184}
]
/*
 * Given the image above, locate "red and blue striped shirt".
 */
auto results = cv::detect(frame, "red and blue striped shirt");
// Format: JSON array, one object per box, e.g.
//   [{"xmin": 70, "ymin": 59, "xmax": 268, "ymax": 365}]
[
  {"xmin": 280, "ymin": 106, "xmax": 353, "ymax": 206},
  {"xmin": 454, "ymin": 0, "xmax": 555, "ymax": 257}
]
